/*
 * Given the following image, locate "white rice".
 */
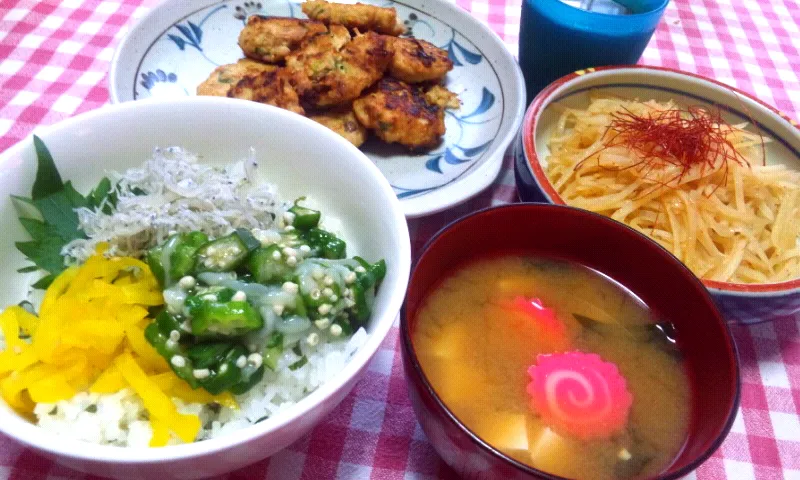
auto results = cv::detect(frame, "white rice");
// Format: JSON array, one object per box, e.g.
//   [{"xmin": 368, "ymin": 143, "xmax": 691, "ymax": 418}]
[{"xmin": 32, "ymin": 328, "xmax": 368, "ymax": 446}]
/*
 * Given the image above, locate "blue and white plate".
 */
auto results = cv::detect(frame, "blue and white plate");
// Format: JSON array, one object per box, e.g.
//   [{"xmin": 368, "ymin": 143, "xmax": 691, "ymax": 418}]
[{"xmin": 109, "ymin": 0, "xmax": 525, "ymax": 217}]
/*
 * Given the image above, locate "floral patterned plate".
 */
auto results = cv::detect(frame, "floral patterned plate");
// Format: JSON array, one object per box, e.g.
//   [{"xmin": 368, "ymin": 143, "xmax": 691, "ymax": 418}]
[{"xmin": 109, "ymin": 0, "xmax": 525, "ymax": 217}]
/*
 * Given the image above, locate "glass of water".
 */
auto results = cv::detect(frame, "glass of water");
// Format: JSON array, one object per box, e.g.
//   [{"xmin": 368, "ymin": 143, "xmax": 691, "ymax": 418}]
[{"xmin": 518, "ymin": 0, "xmax": 669, "ymax": 104}]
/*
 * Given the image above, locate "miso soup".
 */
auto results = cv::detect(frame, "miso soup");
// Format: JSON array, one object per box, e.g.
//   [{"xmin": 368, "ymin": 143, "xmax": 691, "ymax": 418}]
[{"xmin": 412, "ymin": 255, "xmax": 691, "ymax": 479}]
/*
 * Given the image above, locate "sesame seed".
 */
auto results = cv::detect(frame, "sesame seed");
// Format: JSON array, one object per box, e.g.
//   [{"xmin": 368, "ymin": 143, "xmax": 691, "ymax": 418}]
[
  {"xmin": 202, "ymin": 294, "xmax": 218, "ymax": 302},
  {"xmin": 204, "ymin": 259, "xmax": 214, "ymax": 268},
  {"xmin": 285, "ymin": 226, "xmax": 295, "ymax": 231},
  {"xmin": 322, "ymin": 287, "xmax": 333, "ymax": 296},
  {"xmin": 312, "ymin": 269, "xmax": 324, "ymax": 280},
  {"xmin": 330, "ymin": 294, "xmax": 338, "ymax": 302},
  {"xmin": 330, "ymin": 324, "xmax": 342, "ymax": 337},
  {"xmin": 286, "ymin": 256, "xmax": 297, "ymax": 267},
  {"xmin": 299, "ymin": 245, "xmax": 311, "ymax": 254},
  {"xmin": 232, "ymin": 290, "xmax": 247, "ymax": 302},
  {"xmin": 310, "ymin": 289, "xmax": 321, "ymax": 300},
  {"xmin": 248, "ymin": 353, "xmax": 263, "ymax": 369},
  {"xmin": 220, "ymin": 364, "xmax": 228, "ymax": 373},
  {"xmin": 166, "ymin": 339, "xmax": 177, "ymax": 350},
  {"xmin": 306, "ymin": 332, "xmax": 320, "ymax": 347},
  {"xmin": 344, "ymin": 272, "xmax": 357, "ymax": 284},
  {"xmin": 272, "ymin": 304, "xmax": 285, "ymax": 315},
  {"xmin": 318, "ymin": 304, "xmax": 332, "ymax": 315},
  {"xmin": 272, "ymin": 250, "xmax": 281, "ymax": 260},
  {"xmin": 181, "ymin": 320, "xmax": 192, "ymax": 332},
  {"xmin": 315, "ymin": 317, "xmax": 331, "ymax": 329},
  {"xmin": 178, "ymin": 276, "xmax": 196, "ymax": 289},
  {"xmin": 323, "ymin": 276, "xmax": 334, "ymax": 286},
  {"xmin": 282, "ymin": 247, "xmax": 296, "ymax": 257},
  {"xmin": 345, "ymin": 298, "xmax": 356, "ymax": 308},
  {"xmin": 192, "ymin": 368, "xmax": 211, "ymax": 379},
  {"xmin": 282, "ymin": 282, "xmax": 299, "ymax": 294},
  {"xmin": 236, "ymin": 355, "xmax": 247, "ymax": 368},
  {"xmin": 283, "ymin": 212, "xmax": 296, "ymax": 224},
  {"xmin": 355, "ymin": 266, "xmax": 366, "ymax": 273},
  {"xmin": 171, "ymin": 355, "xmax": 186, "ymax": 368},
  {"xmin": 169, "ymin": 330, "xmax": 180, "ymax": 342}
]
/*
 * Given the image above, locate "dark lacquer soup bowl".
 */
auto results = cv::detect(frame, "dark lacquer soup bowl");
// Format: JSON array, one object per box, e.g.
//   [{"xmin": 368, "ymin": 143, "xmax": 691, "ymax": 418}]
[{"xmin": 400, "ymin": 203, "xmax": 740, "ymax": 479}]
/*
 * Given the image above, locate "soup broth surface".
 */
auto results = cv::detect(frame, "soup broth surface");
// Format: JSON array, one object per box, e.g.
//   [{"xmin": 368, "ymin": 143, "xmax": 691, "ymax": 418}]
[{"xmin": 413, "ymin": 255, "xmax": 691, "ymax": 479}]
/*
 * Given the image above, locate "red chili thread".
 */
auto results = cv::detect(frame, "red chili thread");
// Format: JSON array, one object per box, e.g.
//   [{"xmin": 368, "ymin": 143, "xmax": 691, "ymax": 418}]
[{"xmin": 575, "ymin": 104, "xmax": 756, "ymax": 198}]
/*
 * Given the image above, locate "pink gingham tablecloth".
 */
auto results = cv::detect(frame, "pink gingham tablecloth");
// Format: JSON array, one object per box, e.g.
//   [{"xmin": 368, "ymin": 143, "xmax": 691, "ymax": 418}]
[{"xmin": 1, "ymin": 0, "xmax": 800, "ymax": 478}]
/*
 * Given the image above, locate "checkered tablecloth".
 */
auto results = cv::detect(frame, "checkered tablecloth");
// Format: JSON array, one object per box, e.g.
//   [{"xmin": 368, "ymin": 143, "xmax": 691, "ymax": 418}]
[{"xmin": 1, "ymin": 0, "xmax": 799, "ymax": 478}]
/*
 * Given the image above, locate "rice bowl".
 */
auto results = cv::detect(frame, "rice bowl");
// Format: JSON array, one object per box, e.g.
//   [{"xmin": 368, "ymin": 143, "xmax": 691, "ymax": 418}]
[{"xmin": 0, "ymin": 97, "xmax": 410, "ymax": 479}]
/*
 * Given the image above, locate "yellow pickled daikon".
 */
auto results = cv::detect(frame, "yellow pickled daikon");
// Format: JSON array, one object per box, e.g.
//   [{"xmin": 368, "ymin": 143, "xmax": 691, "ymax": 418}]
[{"xmin": 0, "ymin": 246, "xmax": 235, "ymax": 446}]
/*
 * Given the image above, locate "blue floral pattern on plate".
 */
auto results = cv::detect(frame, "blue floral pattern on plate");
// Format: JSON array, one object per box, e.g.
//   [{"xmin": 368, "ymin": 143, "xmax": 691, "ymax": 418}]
[
  {"xmin": 125, "ymin": 0, "xmax": 510, "ymax": 213},
  {"xmin": 139, "ymin": 69, "xmax": 188, "ymax": 97}
]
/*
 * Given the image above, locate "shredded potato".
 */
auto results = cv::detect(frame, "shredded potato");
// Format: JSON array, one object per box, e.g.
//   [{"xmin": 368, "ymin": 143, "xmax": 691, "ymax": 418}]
[{"xmin": 545, "ymin": 96, "xmax": 800, "ymax": 284}]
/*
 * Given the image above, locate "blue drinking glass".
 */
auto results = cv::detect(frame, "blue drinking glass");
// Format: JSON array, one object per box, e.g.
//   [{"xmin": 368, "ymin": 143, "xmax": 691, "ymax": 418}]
[{"xmin": 518, "ymin": 0, "xmax": 669, "ymax": 104}]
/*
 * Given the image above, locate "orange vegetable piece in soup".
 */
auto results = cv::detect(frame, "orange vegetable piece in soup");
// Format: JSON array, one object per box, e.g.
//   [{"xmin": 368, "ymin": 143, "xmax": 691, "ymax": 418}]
[
  {"xmin": 412, "ymin": 255, "xmax": 691, "ymax": 480},
  {"xmin": 498, "ymin": 296, "xmax": 568, "ymax": 351}
]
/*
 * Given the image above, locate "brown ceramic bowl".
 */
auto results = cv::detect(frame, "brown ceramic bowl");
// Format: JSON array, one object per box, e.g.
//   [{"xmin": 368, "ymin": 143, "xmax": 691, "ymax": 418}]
[{"xmin": 400, "ymin": 203, "xmax": 740, "ymax": 479}]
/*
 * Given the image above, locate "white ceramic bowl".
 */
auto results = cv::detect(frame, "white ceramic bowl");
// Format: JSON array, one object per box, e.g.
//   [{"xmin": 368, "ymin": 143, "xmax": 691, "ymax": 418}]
[
  {"xmin": 0, "ymin": 97, "xmax": 411, "ymax": 479},
  {"xmin": 514, "ymin": 65, "xmax": 800, "ymax": 325}
]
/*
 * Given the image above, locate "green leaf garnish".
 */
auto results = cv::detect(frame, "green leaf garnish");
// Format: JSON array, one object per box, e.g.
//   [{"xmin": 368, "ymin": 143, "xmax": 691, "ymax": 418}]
[
  {"xmin": 32, "ymin": 135, "xmax": 64, "ymax": 200},
  {"xmin": 31, "ymin": 274, "xmax": 57, "ymax": 289},
  {"xmin": 18, "ymin": 217, "xmax": 48, "ymax": 241},
  {"xmin": 87, "ymin": 177, "xmax": 119, "ymax": 213},
  {"xmin": 34, "ymin": 189, "xmax": 85, "ymax": 242},
  {"xmin": 11, "ymin": 195, "xmax": 40, "ymax": 220},
  {"xmin": 16, "ymin": 234, "xmax": 66, "ymax": 274},
  {"xmin": 13, "ymin": 136, "xmax": 114, "ymax": 289}
]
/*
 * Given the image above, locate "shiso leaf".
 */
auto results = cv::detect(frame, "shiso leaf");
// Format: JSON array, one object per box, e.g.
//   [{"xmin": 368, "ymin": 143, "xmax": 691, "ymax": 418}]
[
  {"xmin": 15, "ymin": 234, "xmax": 65, "ymax": 275},
  {"xmin": 32, "ymin": 135, "xmax": 64, "ymax": 200},
  {"xmin": 88, "ymin": 177, "xmax": 111, "ymax": 207},
  {"xmin": 11, "ymin": 195, "xmax": 41, "ymax": 221},
  {"xmin": 18, "ymin": 217, "xmax": 48, "ymax": 241},
  {"xmin": 87, "ymin": 177, "xmax": 119, "ymax": 213},
  {"xmin": 34, "ymin": 189, "xmax": 85, "ymax": 242},
  {"xmin": 31, "ymin": 274, "xmax": 57, "ymax": 289},
  {"xmin": 12, "ymin": 136, "xmax": 108, "ymax": 289}
]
